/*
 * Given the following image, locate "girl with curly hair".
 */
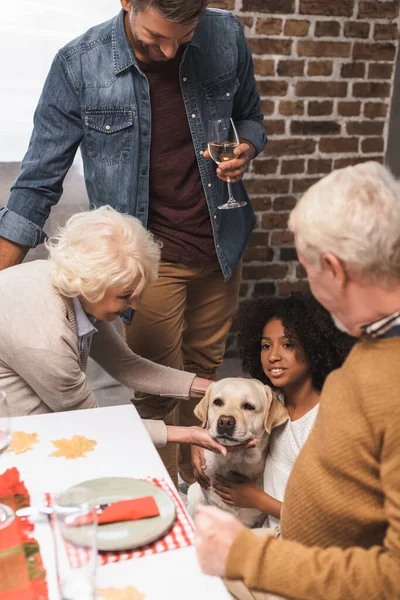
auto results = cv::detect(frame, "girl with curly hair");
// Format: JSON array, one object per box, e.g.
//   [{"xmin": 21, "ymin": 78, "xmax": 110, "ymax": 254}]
[{"xmin": 213, "ymin": 292, "xmax": 354, "ymax": 527}]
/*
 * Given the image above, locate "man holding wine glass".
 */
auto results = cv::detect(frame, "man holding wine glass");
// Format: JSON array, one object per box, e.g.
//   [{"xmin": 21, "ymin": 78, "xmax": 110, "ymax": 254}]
[
  {"xmin": 207, "ymin": 118, "xmax": 250, "ymax": 210},
  {"xmin": 0, "ymin": 0, "xmax": 266, "ymax": 484}
]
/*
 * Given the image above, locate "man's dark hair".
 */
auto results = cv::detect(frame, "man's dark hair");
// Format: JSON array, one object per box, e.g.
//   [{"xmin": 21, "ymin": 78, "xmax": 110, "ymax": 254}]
[
  {"xmin": 130, "ymin": 0, "xmax": 208, "ymax": 24},
  {"xmin": 237, "ymin": 292, "xmax": 355, "ymax": 392}
]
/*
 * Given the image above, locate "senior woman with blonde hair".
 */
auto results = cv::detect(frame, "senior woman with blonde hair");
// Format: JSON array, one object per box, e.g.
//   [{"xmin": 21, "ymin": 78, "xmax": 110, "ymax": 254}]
[{"xmin": 0, "ymin": 206, "xmax": 231, "ymax": 456}]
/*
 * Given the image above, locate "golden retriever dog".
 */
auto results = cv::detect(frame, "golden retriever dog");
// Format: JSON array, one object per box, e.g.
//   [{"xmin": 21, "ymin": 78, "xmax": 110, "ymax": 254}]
[{"xmin": 187, "ymin": 377, "xmax": 288, "ymax": 527}]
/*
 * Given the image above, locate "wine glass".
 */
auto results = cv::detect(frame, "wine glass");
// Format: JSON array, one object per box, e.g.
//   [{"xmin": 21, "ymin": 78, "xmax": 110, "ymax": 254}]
[
  {"xmin": 0, "ymin": 391, "xmax": 14, "ymax": 529},
  {"xmin": 208, "ymin": 118, "xmax": 247, "ymax": 210},
  {"xmin": 52, "ymin": 487, "xmax": 97, "ymax": 600}
]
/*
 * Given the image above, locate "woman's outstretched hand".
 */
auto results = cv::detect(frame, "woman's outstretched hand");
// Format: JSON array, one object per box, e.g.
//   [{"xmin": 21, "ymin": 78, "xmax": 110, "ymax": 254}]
[{"xmin": 166, "ymin": 425, "xmax": 226, "ymax": 454}]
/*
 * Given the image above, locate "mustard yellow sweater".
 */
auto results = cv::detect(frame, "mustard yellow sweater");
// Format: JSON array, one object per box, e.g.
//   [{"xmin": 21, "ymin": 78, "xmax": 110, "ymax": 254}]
[{"xmin": 226, "ymin": 337, "xmax": 400, "ymax": 599}]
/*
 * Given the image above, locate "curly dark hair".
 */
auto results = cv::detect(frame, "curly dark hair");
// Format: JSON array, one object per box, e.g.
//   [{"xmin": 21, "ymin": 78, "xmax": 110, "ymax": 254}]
[{"xmin": 237, "ymin": 292, "xmax": 355, "ymax": 392}]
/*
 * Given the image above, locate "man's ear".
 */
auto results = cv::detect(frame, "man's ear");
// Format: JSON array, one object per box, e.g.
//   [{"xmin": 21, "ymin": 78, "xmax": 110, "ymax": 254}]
[
  {"xmin": 194, "ymin": 383, "xmax": 214, "ymax": 428},
  {"xmin": 321, "ymin": 252, "xmax": 348, "ymax": 289},
  {"xmin": 120, "ymin": 0, "xmax": 131, "ymax": 12},
  {"xmin": 263, "ymin": 386, "xmax": 289, "ymax": 434}
]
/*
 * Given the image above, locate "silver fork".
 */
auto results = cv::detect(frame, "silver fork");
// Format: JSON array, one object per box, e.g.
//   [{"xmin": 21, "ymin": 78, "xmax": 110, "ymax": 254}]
[{"xmin": 16, "ymin": 503, "xmax": 110, "ymax": 519}]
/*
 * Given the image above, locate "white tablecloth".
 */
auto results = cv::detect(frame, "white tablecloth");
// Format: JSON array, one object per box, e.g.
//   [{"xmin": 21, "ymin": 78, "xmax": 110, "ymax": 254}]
[{"xmin": 1, "ymin": 405, "xmax": 230, "ymax": 599}]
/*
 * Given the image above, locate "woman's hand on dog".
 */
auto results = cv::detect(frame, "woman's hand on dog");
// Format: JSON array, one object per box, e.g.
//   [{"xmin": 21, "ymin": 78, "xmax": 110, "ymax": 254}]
[
  {"xmin": 212, "ymin": 473, "xmax": 283, "ymax": 518},
  {"xmin": 167, "ymin": 425, "xmax": 226, "ymax": 455},
  {"xmin": 191, "ymin": 438, "xmax": 259, "ymax": 490},
  {"xmin": 187, "ymin": 426, "xmax": 229, "ymax": 454},
  {"xmin": 212, "ymin": 473, "xmax": 262, "ymax": 509},
  {"xmin": 192, "ymin": 446, "xmax": 211, "ymax": 489},
  {"xmin": 182, "ymin": 426, "xmax": 228, "ymax": 489}
]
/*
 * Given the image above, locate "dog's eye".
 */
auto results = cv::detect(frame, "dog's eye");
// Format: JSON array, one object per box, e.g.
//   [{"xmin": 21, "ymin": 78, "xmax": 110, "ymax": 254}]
[
  {"xmin": 243, "ymin": 403, "xmax": 256, "ymax": 411},
  {"xmin": 213, "ymin": 398, "xmax": 223, "ymax": 406}
]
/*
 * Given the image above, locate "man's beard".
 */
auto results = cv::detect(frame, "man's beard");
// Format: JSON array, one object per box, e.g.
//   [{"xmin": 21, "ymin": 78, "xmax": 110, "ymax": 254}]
[
  {"xmin": 128, "ymin": 19, "xmax": 168, "ymax": 62},
  {"xmin": 129, "ymin": 21, "xmax": 151, "ymax": 57},
  {"xmin": 330, "ymin": 313, "xmax": 351, "ymax": 334}
]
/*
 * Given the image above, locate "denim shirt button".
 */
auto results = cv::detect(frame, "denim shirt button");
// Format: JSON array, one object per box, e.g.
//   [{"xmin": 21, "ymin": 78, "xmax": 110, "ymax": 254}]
[
  {"xmin": 199, "ymin": 151, "xmax": 204, "ymax": 156},
  {"xmin": 191, "ymin": 113, "xmax": 196, "ymax": 118},
  {"xmin": 143, "ymin": 130, "xmax": 148, "ymax": 136},
  {"xmin": 226, "ymin": 92, "xmax": 231, "ymax": 97},
  {"xmin": 182, "ymin": 77, "xmax": 187, "ymax": 82},
  {"xmin": 141, "ymin": 168, "xmax": 147, "ymax": 175},
  {"xmin": 214, "ymin": 215, "xmax": 217, "ymax": 220},
  {"xmin": 208, "ymin": 183, "xmax": 212, "ymax": 188},
  {"xmin": 139, "ymin": 207, "xmax": 145, "ymax": 213},
  {"xmin": 142, "ymin": 94, "xmax": 147, "ymax": 100},
  {"xmin": 105, "ymin": 125, "xmax": 111, "ymax": 130}
]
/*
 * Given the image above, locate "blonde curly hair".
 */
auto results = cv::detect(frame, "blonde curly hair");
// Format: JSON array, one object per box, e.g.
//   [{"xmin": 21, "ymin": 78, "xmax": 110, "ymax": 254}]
[{"xmin": 46, "ymin": 206, "xmax": 161, "ymax": 302}]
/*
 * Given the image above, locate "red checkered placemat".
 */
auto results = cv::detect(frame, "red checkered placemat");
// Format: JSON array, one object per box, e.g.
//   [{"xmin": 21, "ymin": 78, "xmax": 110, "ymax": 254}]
[{"xmin": 47, "ymin": 477, "xmax": 194, "ymax": 567}]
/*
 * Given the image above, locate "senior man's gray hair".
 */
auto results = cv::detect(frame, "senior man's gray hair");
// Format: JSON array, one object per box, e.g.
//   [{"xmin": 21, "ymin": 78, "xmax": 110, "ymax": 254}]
[
  {"xmin": 289, "ymin": 161, "xmax": 400, "ymax": 288},
  {"xmin": 46, "ymin": 206, "xmax": 161, "ymax": 302}
]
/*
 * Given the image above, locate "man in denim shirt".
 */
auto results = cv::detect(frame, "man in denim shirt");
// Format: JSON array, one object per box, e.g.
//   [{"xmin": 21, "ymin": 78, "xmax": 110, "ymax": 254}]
[{"xmin": 0, "ymin": 0, "xmax": 266, "ymax": 483}]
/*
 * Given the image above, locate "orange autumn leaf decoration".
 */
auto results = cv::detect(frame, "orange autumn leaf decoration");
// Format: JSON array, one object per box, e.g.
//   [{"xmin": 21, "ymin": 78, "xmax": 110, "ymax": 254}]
[
  {"xmin": 9, "ymin": 431, "xmax": 40, "ymax": 454},
  {"xmin": 49, "ymin": 435, "xmax": 97, "ymax": 459},
  {"xmin": 98, "ymin": 587, "xmax": 145, "ymax": 600}
]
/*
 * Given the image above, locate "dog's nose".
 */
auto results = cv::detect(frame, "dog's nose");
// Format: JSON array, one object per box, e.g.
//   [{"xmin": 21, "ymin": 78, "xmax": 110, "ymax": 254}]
[{"xmin": 217, "ymin": 415, "xmax": 236, "ymax": 436}]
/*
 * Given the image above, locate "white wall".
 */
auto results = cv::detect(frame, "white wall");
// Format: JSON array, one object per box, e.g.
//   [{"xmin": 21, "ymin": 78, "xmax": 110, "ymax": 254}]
[{"xmin": 0, "ymin": 1, "xmax": 120, "ymax": 161}]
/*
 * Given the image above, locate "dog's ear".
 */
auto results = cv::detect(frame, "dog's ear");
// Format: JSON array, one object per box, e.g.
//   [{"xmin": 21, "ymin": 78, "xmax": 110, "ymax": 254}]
[
  {"xmin": 263, "ymin": 385, "xmax": 289, "ymax": 434},
  {"xmin": 194, "ymin": 383, "xmax": 214, "ymax": 428}
]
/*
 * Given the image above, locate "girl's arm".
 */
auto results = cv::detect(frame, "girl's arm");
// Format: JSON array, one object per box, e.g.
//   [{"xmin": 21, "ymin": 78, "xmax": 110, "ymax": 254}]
[{"xmin": 212, "ymin": 474, "xmax": 282, "ymax": 520}]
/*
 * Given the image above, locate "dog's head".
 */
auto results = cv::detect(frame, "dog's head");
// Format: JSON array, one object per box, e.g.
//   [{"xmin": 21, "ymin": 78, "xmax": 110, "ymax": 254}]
[{"xmin": 194, "ymin": 377, "xmax": 288, "ymax": 446}]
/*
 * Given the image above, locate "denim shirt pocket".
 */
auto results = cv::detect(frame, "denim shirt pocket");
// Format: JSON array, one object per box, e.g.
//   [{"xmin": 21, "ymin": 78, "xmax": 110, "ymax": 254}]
[
  {"xmin": 83, "ymin": 108, "xmax": 134, "ymax": 165},
  {"xmin": 202, "ymin": 70, "xmax": 240, "ymax": 120}
]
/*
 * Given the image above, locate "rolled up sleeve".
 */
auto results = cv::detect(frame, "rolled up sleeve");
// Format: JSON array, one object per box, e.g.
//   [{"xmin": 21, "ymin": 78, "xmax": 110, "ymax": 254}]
[{"xmin": 0, "ymin": 207, "xmax": 46, "ymax": 248}]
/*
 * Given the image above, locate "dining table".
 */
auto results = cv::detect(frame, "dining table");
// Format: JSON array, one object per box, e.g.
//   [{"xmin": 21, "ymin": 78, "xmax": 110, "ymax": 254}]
[{"xmin": 1, "ymin": 404, "xmax": 231, "ymax": 599}]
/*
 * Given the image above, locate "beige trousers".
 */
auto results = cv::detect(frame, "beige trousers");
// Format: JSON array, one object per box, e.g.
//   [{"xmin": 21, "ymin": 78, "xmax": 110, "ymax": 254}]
[
  {"xmin": 124, "ymin": 259, "xmax": 242, "ymax": 485},
  {"xmin": 224, "ymin": 528, "xmax": 285, "ymax": 600}
]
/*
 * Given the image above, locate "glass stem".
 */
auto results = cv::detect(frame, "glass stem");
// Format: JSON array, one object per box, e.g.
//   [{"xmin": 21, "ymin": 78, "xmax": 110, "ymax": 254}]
[{"xmin": 227, "ymin": 178, "xmax": 235, "ymax": 203}]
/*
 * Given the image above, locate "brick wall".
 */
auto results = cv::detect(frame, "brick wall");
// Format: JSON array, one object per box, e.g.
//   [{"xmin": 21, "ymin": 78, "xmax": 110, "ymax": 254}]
[{"xmin": 208, "ymin": 0, "xmax": 400, "ymax": 353}]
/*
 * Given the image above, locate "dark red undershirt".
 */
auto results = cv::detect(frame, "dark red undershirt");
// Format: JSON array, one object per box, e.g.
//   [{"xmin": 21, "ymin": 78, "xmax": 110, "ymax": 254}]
[{"xmin": 137, "ymin": 50, "xmax": 216, "ymax": 266}]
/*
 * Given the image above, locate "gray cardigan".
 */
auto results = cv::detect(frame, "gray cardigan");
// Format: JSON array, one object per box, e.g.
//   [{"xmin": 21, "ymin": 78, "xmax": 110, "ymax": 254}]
[{"xmin": 0, "ymin": 260, "xmax": 195, "ymax": 446}]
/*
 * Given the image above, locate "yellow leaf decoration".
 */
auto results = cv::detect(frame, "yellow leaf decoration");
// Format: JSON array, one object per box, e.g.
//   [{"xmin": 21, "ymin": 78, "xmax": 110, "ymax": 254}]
[
  {"xmin": 98, "ymin": 587, "xmax": 145, "ymax": 600},
  {"xmin": 9, "ymin": 431, "xmax": 40, "ymax": 454},
  {"xmin": 49, "ymin": 435, "xmax": 97, "ymax": 459}
]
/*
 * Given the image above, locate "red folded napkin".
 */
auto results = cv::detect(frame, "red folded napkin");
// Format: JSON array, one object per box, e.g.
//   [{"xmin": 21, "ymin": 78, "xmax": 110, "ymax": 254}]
[
  {"xmin": 98, "ymin": 496, "xmax": 160, "ymax": 525},
  {"xmin": 0, "ymin": 468, "xmax": 48, "ymax": 600},
  {"xmin": 70, "ymin": 496, "xmax": 160, "ymax": 527}
]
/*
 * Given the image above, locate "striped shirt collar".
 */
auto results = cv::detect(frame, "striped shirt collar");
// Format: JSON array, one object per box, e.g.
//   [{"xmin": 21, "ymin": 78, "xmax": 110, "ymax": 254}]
[{"xmin": 362, "ymin": 311, "xmax": 400, "ymax": 339}]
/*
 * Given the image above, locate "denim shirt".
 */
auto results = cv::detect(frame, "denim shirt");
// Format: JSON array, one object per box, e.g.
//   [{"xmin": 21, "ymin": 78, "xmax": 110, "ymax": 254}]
[{"xmin": 0, "ymin": 9, "xmax": 267, "ymax": 280}]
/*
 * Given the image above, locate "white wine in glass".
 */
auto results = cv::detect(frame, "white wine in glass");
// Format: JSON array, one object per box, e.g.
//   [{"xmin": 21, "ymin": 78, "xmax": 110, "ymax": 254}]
[
  {"xmin": 0, "ymin": 391, "xmax": 14, "ymax": 529},
  {"xmin": 208, "ymin": 141, "xmax": 238, "ymax": 164},
  {"xmin": 208, "ymin": 118, "xmax": 247, "ymax": 210}
]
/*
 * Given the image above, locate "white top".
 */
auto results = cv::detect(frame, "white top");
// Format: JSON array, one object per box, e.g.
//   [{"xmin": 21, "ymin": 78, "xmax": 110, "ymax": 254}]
[
  {"xmin": 263, "ymin": 404, "xmax": 319, "ymax": 528},
  {"xmin": 2, "ymin": 405, "xmax": 230, "ymax": 600}
]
